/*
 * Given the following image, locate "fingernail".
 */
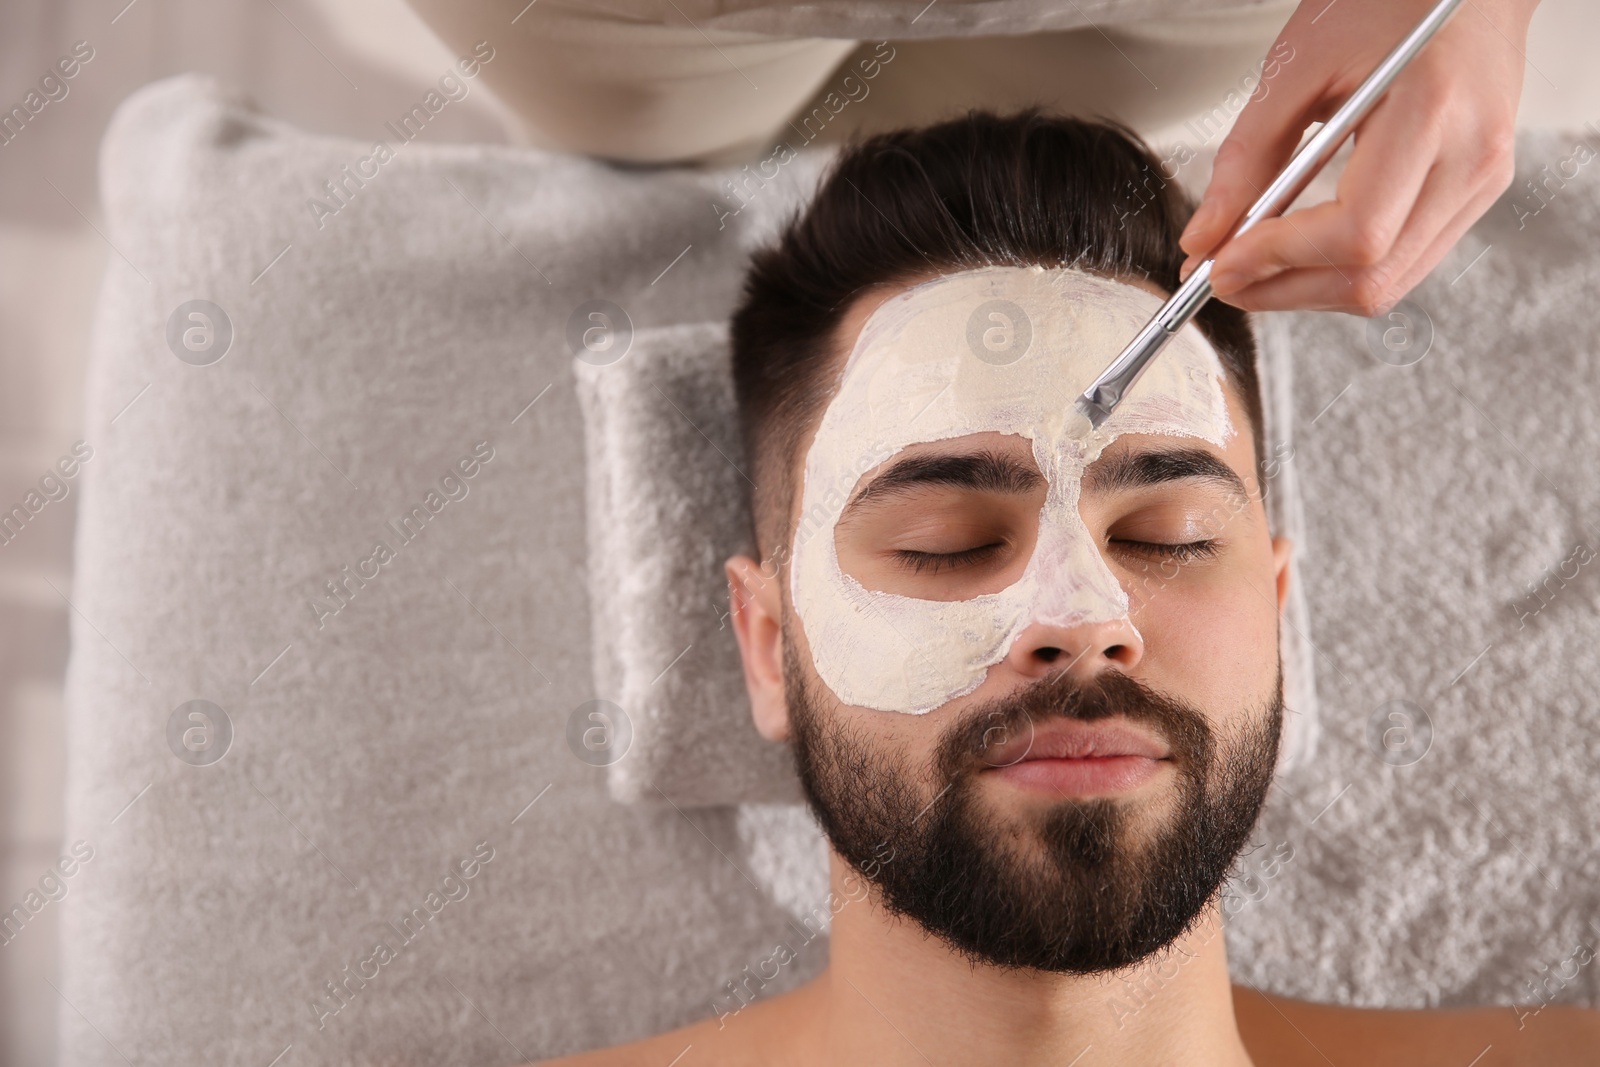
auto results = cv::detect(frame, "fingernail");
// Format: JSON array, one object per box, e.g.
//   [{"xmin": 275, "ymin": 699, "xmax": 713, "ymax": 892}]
[{"xmin": 1178, "ymin": 256, "xmax": 1196, "ymax": 282}]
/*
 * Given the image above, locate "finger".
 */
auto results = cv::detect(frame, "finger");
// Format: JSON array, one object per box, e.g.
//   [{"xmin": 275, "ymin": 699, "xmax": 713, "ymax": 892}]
[
  {"xmin": 1376, "ymin": 158, "xmax": 1511, "ymax": 298},
  {"xmin": 1209, "ymin": 264, "xmax": 1357, "ymax": 312},
  {"xmin": 1382, "ymin": 132, "xmax": 1515, "ymax": 292},
  {"xmin": 1213, "ymin": 167, "xmax": 1506, "ymax": 315},
  {"xmin": 1207, "ymin": 90, "xmax": 1444, "ymax": 295},
  {"xmin": 1214, "ymin": 119, "xmax": 1512, "ymax": 313},
  {"xmin": 1179, "ymin": 57, "xmax": 1325, "ymax": 261}
]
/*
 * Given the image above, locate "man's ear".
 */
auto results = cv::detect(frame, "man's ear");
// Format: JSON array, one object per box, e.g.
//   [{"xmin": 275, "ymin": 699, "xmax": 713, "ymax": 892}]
[
  {"xmin": 725, "ymin": 554, "xmax": 791, "ymax": 742},
  {"xmin": 1270, "ymin": 536, "xmax": 1294, "ymax": 613}
]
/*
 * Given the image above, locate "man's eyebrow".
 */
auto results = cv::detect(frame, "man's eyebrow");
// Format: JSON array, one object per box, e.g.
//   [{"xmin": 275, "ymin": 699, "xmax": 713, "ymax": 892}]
[
  {"xmin": 843, "ymin": 449, "xmax": 1045, "ymax": 516},
  {"xmin": 1083, "ymin": 446, "xmax": 1249, "ymax": 501}
]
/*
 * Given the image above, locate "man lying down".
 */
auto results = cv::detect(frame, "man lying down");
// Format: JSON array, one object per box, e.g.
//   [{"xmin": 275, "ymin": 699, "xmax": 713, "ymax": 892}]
[{"xmin": 539, "ymin": 111, "xmax": 1598, "ymax": 1066}]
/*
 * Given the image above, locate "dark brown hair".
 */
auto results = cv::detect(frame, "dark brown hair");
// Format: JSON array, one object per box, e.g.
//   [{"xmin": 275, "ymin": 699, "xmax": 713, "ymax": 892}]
[{"xmin": 730, "ymin": 108, "xmax": 1262, "ymax": 556}]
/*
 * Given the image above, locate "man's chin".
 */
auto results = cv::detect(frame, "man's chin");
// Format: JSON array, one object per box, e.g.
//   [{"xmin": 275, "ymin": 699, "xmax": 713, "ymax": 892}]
[{"xmin": 951, "ymin": 769, "xmax": 1215, "ymax": 900}]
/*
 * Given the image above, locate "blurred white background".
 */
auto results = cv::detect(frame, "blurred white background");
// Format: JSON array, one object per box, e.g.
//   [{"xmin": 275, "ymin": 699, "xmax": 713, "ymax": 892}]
[{"xmin": 1, "ymin": 0, "xmax": 1596, "ymax": 1062}]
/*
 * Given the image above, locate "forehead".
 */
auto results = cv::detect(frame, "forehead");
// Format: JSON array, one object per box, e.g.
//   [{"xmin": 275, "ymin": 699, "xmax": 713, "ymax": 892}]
[{"xmin": 803, "ymin": 266, "xmax": 1235, "ymax": 489}]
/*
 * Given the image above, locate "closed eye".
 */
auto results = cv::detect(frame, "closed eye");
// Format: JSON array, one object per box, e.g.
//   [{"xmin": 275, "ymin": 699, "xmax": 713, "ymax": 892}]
[
  {"xmin": 891, "ymin": 542, "xmax": 1007, "ymax": 575},
  {"xmin": 893, "ymin": 538, "xmax": 1218, "ymax": 575},
  {"xmin": 1109, "ymin": 539, "xmax": 1220, "ymax": 564}
]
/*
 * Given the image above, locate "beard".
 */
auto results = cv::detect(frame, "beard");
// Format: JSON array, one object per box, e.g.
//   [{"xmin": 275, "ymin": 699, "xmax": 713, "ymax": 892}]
[{"xmin": 785, "ymin": 630, "xmax": 1282, "ymax": 976}]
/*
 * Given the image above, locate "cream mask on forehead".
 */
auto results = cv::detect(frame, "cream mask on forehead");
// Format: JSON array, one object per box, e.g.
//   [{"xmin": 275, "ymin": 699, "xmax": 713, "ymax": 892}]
[{"xmin": 789, "ymin": 265, "xmax": 1235, "ymax": 714}]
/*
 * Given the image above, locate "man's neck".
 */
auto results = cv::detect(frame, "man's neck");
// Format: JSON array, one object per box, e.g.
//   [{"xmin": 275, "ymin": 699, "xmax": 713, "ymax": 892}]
[{"xmin": 794, "ymin": 851, "xmax": 1256, "ymax": 1067}]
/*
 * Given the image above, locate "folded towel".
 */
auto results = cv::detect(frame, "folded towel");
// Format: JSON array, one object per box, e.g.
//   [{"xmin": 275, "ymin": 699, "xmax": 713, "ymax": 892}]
[{"xmin": 575, "ymin": 321, "xmax": 805, "ymax": 805}]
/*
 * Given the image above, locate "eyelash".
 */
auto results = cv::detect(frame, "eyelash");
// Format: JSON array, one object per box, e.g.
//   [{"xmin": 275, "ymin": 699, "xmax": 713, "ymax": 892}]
[
  {"xmin": 1111, "ymin": 538, "xmax": 1220, "ymax": 564},
  {"xmin": 890, "ymin": 538, "xmax": 1220, "ymax": 575},
  {"xmin": 891, "ymin": 542, "xmax": 1006, "ymax": 575}
]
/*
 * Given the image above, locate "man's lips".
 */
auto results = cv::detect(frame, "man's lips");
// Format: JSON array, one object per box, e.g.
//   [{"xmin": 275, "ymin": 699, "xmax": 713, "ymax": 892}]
[
  {"xmin": 978, "ymin": 718, "xmax": 1173, "ymax": 796},
  {"xmin": 981, "ymin": 717, "xmax": 1171, "ymax": 768}
]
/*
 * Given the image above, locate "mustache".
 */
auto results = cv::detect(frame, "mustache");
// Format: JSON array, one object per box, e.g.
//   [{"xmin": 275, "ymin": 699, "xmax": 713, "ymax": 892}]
[{"xmin": 935, "ymin": 668, "xmax": 1215, "ymax": 779}]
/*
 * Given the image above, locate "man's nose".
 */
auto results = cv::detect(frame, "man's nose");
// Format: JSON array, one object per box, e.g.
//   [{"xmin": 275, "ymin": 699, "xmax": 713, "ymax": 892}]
[{"xmin": 1004, "ymin": 615, "xmax": 1144, "ymax": 684}]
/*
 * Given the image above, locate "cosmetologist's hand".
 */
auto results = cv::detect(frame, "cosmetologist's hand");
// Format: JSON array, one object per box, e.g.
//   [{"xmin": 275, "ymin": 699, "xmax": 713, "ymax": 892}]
[{"xmin": 1178, "ymin": 0, "xmax": 1541, "ymax": 316}]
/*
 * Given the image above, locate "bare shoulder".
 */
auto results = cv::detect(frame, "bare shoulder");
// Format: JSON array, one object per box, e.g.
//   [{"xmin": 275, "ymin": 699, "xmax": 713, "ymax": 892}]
[
  {"xmin": 526, "ymin": 981, "xmax": 814, "ymax": 1067},
  {"xmin": 1234, "ymin": 985, "xmax": 1600, "ymax": 1067},
  {"xmin": 528, "ymin": 1016, "xmax": 721, "ymax": 1067}
]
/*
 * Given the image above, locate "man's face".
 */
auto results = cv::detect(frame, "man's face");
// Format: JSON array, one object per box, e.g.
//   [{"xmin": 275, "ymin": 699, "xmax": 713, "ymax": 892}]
[{"xmin": 728, "ymin": 268, "xmax": 1292, "ymax": 975}]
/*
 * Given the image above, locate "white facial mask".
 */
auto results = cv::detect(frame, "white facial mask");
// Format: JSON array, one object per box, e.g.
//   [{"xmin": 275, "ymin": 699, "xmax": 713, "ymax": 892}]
[{"xmin": 789, "ymin": 265, "xmax": 1235, "ymax": 714}]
